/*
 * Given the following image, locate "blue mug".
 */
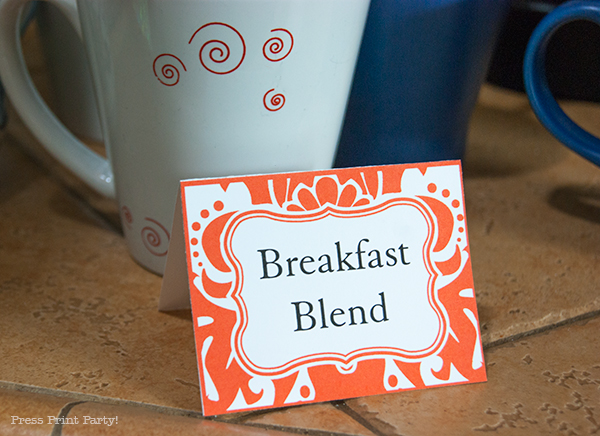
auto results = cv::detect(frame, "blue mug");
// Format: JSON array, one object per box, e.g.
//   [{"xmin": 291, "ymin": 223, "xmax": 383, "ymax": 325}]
[
  {"xmin": 334, "ymin": 0, "xmax": 510, "ymax": 168},
  {"xmin": 524, "ymin": 1, "xmax": 600, "ymax": 166}
]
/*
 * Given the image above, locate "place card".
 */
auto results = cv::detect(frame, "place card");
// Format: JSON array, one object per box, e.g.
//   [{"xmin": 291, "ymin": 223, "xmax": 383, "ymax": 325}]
[{"xmin": 159, "ymin": 160, "xmax": 486, "ymax": 416}]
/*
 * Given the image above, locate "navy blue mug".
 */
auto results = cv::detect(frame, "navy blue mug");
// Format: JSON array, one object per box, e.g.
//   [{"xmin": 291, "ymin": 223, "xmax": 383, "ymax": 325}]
[
  {"xmin": 524, "ymin": 1, "xmax": 600, "ymax": 166},
  {"xmin": 334, "ymin": 0, "xmax": 510, "ymax": 167}
]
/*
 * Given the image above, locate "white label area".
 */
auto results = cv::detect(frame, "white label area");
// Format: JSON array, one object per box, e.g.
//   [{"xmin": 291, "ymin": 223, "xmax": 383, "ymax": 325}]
[{"xmin": 229, "ymin": 201, "xmax": 444, "ymax": 373}]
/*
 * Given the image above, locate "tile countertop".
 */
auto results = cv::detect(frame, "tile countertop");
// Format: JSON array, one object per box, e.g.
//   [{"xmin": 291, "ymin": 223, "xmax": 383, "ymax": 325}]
[{"xmin": 1, "ymin": 24, "xmax": 599, "ymax": 436}]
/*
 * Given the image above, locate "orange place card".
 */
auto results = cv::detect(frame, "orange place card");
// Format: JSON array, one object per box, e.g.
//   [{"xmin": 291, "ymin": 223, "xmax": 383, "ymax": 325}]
[{"xmin": 159, "ymin": 160, "xmax": 486, "ymax": 416}]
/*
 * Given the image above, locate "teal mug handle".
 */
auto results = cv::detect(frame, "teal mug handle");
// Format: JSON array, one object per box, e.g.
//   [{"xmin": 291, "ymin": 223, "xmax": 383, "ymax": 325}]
[{"xmin": 524, "ymin": 0, "xmax": 600, "ymax": 166}]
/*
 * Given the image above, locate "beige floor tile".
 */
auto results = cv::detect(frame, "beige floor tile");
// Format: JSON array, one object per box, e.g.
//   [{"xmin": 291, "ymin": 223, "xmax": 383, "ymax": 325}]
[
  {"xmin": 0, "ymin": 140, "xmax": 202, "ymax": 411},
  {"xmin": 345, "ymin": 316, "xmax": 600, "ymax": 436},
  {"xmin": 61, "ymin": 402, "xmax": 295, "ymax": 436},
  {"xmin": 0, "ymin": 388, "xmax": 73, "ymax": 435},
  {"xmin": 463, "ymin": 87, "xmax": 600, "ymax": 344},
  {"xmin": 242, "ymin": 403, "xmax": 377, "ymax": 435}
]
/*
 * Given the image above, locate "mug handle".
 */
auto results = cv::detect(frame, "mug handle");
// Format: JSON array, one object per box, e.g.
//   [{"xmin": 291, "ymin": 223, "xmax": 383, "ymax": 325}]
[
  {"xmin": 0, "ymin": 0, "xmax": 115, "ymax": 198},
  {"xmin": 523, "ymin": 0, "xmax": 600, "ymax": 167}
]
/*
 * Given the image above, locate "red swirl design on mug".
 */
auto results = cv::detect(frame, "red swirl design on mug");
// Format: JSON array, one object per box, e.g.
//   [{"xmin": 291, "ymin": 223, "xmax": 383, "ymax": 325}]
[
  {"xmin": 121, "ymin": 206, "xmax": 133, "ymax": 229},
  {"xmin": 189, "ymin": 22, "xmax": 246, "ymax": 75},
  {"xmin": 263, "ymin": 28, "xmax": 294, "ymax": 62},
  {"xmin": 153, "ymin": 54, "xmax": 187, "ymax": 86},
  {"xmin": 141, "ymin": 218, "xmax": 170, "ymax": 256},
  {"xmin": 263, "ymin": 89, "xmax": 285, "ymax": 111}
]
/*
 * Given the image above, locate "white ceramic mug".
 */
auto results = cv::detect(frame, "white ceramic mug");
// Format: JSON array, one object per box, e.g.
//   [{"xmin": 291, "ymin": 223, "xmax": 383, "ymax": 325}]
[{"xmin": 0, "ymin": 0, "xmax": 370, "ymax": 274}]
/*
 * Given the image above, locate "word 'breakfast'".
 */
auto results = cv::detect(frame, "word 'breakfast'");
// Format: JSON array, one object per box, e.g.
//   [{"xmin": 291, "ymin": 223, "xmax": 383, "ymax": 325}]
[{"xmin": 257, "ymin": 238, "xmax": 411, "ymax": 280}]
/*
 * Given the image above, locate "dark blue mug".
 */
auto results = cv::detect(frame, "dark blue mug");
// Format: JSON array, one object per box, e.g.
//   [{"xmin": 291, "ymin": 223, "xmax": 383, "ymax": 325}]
[
  {"xmin": 524, "ymin": 1, "xmax": 600, "ymax": 166},
  {"xmin": 334, "ymin": 0, "xmax": 511, "ymax": 168}
]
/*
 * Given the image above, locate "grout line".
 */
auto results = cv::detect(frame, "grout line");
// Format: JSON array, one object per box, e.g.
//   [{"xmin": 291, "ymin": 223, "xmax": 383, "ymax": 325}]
[
  {"xmin": 235, "ymin": 402, "xmax": 387, "ymax": 436},
  {"xmin": 49, "ymin": 401, "xmax": 86, "ymax": 436},
  {"xmin": 332, "ymin": 401, "xmax": 390, "ymax": 436},
  {"xmin": 237, "ymin": 420, "xmax": 376, "ymax": 436},
  {"xmin": 483, "ymin": 308, "xmax": 600, "ymax": 350},
  {"xmin": 2, "ymin": 380, "xmax": 379, "ymax": 436},
  {"xmin": 0, "ymin": 381, "xmax": 206, "ymax": 419},
  {"xmin": 232, "ymin": 407, "xmax": 286, "ymax": 424},
  {"xmin": 1, "ymin": 381, "xmax": 381, "ymax": 436}
]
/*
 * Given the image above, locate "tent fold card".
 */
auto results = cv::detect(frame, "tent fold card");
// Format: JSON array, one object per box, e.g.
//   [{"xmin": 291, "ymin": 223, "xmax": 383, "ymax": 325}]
[{"xmin": 159, "ymin": 160, "xmax": 486, "ymax": 416}]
